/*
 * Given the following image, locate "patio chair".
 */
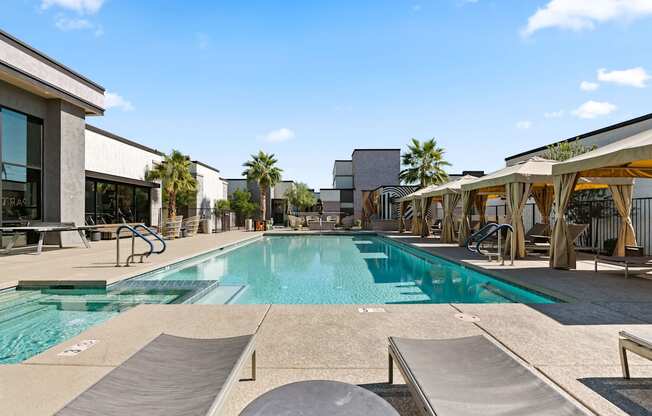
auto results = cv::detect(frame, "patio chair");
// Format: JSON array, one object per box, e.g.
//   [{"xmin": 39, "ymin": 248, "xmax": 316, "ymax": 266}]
[
  {"xmin": 524, "ymin": 223, "xmax": 550, "ymax": 244},
  {"xmin": 526, "ymin": 223, "xmax": 587, "ymax": 254},
  {"xmin": 182, "ymin": 216, "xmax": 201, "ymax": 237},
  {"xmin": 594, "ymin": 247, "xmax": 652, "ymax": 278},
  {"xmin": 56, "ymin": 333, "xmax": 256, "ymax": 416},
  {"xmin": 162, "ymin": 216, "xmax": 183, "ymax": 240},
  {"xmin": 388, "ymin": 335, "xmax": 587, "ymax": 415},
  {"xmin": 619, "ymin": 330, "xmax": 652, "ymax": 379}
]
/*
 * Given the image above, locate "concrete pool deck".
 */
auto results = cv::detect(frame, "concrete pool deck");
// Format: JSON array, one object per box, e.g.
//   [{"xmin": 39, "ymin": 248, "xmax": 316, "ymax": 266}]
[{"xmin": 1, "ymin": 231, "xmax": 651, "ymax": 415}]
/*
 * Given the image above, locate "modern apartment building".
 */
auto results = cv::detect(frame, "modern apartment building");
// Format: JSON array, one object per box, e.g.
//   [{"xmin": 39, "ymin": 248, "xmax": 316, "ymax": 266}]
[
  {"xmin": 321, "ymin": 149, "xmax": 401, "ymax": 219},
  {"xmin": 226, "ymin": 179, "xmax": 296, "ymax": 224}
]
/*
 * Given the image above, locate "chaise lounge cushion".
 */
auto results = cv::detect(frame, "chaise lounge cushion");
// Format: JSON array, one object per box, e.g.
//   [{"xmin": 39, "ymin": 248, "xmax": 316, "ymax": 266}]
[
  {"xmin": 390, "ymin": 335, "xmax": 586, "ymax": 416},
  {"xmin": 56, "ymin": 333, "xmax": 255, "ymax": 416}
]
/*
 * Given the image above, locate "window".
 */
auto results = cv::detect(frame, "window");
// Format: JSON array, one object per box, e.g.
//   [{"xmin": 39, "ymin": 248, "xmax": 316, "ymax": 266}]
[
  {"xmin": 85, "ymin": 178, "xmax": 151, "ymax": 226},
  {"xmin": 1, "ymin": 108, "xmax": 42, "ymax": 225}
]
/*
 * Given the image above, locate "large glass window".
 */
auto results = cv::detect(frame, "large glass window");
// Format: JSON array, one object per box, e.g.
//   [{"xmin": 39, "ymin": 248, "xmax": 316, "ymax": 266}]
[
  {"xmin": 85, "ymin": 178, "xmax": 151, "ymax": 225},
  {"xmin": 1, "ymin": 108, "xmax": 43, "ymax": 225}
]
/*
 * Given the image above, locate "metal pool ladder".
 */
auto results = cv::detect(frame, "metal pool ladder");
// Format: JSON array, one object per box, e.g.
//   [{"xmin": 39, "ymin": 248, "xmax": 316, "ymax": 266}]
[
  {"xmin": 466, "ymin": 223, "xmax": 514, "ymax": 265},
  {"xmin": 115, "ymin": 224, "xmax": 166, "ymax": 267}
]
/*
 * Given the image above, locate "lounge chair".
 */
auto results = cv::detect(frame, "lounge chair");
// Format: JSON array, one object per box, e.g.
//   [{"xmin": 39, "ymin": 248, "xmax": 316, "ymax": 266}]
[
  {"xmin": 526, "ymin": 223, "xmax": 587, "ymax": 254},
  {"xmin": 619, "ymin": 330, "xmax": 652, "ymax": 379},
  {"xmin": 56, "ymin": 333, "xmax": 256, "ymax": 416},
  {"xmin": 524, "ymin": 223, "xmax": 550, "ymax": 244},
  {"xmin": 162, "ymin": 216, "xmax": 183, "ymax": 240},
  {"xmin": 594, "ymin": 255, "xmax": 652, "ymax": 278},
  {"xmin": 388, "ymin": 335, "xmax": 586, "ymax": 415}
]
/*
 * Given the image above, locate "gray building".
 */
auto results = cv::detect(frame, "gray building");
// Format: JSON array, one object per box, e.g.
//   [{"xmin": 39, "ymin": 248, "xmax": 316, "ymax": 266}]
[
  {"xmin": 226, "ymin": 179, "xmax": 297, "ymax": 224},
  {"xmin": 321, "ymin": 149, "xmax": 401, "ymax": 219},
  {"xmin": 0, "ymin": 29, "xmax": 105, "ymax": 244}
]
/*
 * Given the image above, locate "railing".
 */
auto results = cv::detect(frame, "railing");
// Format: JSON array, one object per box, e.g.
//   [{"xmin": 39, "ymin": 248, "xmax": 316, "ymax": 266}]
[{"xmin": 115, "ymin": 224, "xmax": 166, "ymax": 267}]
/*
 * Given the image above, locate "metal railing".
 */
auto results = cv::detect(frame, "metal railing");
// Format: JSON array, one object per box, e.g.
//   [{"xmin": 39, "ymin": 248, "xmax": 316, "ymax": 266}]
[{"xmin": 115, "ymin": 224, "xmax": 166, "ymax": 267}]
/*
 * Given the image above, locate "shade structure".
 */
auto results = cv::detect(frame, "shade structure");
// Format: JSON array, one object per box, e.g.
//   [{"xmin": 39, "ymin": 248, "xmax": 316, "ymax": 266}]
[
  {"xmin": 421, "ymin": 175, "xmax": 480, "ymax": 244},
  {"xmin": 549, "ymin": 129, "xmax": 651, "ymax": 268}
]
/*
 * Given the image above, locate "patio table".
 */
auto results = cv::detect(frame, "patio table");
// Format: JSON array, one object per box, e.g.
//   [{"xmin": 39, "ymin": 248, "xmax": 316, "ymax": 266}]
[
  {"xmin": 0, "ymin": 224, "xmax": 93, "ymax": 255},
  {"xmin": 239, "ymin": 380, "xmax": 399, "ymax": 416}
]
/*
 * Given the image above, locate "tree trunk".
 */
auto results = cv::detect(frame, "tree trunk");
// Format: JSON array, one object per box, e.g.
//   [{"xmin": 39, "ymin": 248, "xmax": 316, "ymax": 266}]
[
  {"xmin": 168, "ymin": 190, "xmax": 176, "ymax": 220},
  {"xmin": 260, "ymin": 186, "xmax": 267, "ymax": 220}
]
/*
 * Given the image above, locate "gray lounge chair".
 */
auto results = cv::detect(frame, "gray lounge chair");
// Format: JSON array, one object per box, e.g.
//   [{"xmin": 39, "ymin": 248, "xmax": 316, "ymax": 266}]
[
  {"xmin": 619, "ymin": 330, "xmax": 652, "ymax": 379},
  {"xmin": 388, "ymin": 335, "xmax": 587, "ymax": 415},
  {"xmin": 526, "ymin": 223, "xmax": 587, "ymax": 254},
  {"xmin": 56, "ymin": 333, "xmax": 256, "ymax": 416}
]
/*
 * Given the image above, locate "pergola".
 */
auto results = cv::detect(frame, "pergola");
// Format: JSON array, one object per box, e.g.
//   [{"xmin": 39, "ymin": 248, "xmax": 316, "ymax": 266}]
[
  {"xmin": 459, "ymin": 157, "xmax": 616, "ymax": 260},
  {"xmin": 421, "ymin": 175, "xmax": 480, "ymax": 243},
  {"xmin": 396, "ymin": 185, "xmax": 441, "ymax": 237},
  {"xmin": 550, "ymin": 129, "xmax": 652, "ymax": 269}
]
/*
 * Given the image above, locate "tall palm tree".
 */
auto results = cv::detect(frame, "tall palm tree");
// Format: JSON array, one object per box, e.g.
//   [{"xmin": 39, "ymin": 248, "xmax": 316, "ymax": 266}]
[
  {"xmin": 147, "ymin": 150, "xmax": 197, "ymax": 219},
  {"xmin": 400, "ymin": 138, "xmax": 450, "ymax": 187},
  {"xmin": 242, "ymin": 151, "xmax": 283, "ymax": 220}
]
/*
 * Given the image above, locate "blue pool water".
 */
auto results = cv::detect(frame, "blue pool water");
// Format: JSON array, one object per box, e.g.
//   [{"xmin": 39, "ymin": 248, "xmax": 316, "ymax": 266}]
[
  {"xmin": 142, "ymin": 235, "xmax": 556, "ymax": 305},
  {"xmin": 0, "ymin": 235, "xmax": 554, "ymax": 363}
]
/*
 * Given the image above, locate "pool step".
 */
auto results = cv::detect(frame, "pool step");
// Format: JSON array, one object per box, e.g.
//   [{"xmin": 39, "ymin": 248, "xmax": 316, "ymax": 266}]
[{"xmin": 0, "ymin": 302, "xmax": 55, "ymax": 327}]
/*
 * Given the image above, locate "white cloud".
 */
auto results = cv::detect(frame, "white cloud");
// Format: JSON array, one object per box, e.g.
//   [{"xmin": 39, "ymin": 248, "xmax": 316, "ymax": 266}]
[
  {"xmin": 522, "ymin": 0, "xmax": 652, "ymax": 36},
  {"xmin": 572, "ymin": 100, "xmax": 616, "ymax": 119},
  {"xmin": 544, "ymin": 110, "xmax": 564, "ymax": 118},
  {"xmin": 104, "ymin": 92, "xmax": 134, "ymax": 111},
  {"xmin": 597, "ymin": 67, "xmax": 650, "ymax": 87},
  {"xmin": 262, "ymin": 128, "xmax": 295, "ymax": 143},
  {"xmin": 54, "ymin": 16, "xmax": 92, "ymax": 30},
  {"xmin": 580, "ymin": 80, "xmax": 599, "ymax": 91},
  {"xmin": 516, "ymin": 120, "xmax": 532, "ymax": 129},
  {"xmin": 41, "ymin": 0, "xmax": 105, "ymax": 14}
]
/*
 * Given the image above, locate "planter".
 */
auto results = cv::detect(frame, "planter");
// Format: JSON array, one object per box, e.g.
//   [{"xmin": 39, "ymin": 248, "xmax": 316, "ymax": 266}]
[
  {"xmin": 200, "ymin": 219, "xmax": 212, "ymax": 234},
  {"xmin": 90, "ymin": 231, "xmax": 102, "ymax": 242}
]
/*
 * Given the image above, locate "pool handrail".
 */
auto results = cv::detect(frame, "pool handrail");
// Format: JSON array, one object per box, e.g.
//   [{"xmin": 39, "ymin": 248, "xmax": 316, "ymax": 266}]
[
  {"xmin": 133, "ymin": 224, "xmax": 166, "ymax": 255},
  {"xmin": 116, "ymin": 224, "xmax": 154, "ymax": 267},
  {"xmin": 465, "ymin": 222, "xmax": 499, "ymax": 253},
  {"xmin": 475, "ymin": 224, "xmax": 513, "ymax": 256}
]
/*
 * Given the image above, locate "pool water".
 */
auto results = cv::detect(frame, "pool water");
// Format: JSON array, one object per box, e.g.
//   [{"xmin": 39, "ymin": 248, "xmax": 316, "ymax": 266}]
[
  {"xmin": 142, "ymin": 235, "xmax": 556, "ymax": 305},
  {"xmin": 0, "ymin": 235, "xmax": 554, "ymax": 364}
]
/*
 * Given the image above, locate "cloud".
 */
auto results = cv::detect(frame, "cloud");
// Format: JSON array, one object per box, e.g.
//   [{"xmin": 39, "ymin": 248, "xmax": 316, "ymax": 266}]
[
  {"xmin": 544, "ymin": 110, "xmax": 564, "ymax": 118},
  {"xmin": 54, "ymin": 16, "xmax": 92, "ymax": 30},
  {"xmin": 516, "ymin": 120, "xmax": 532, "ymax": 129},
  {"xmin": 572, "ymin": 100, "xmax": 616, "ymax": 119},
  {"xmin": 196, "ymin": 33, "xmax": 210, "ymax": 50},
  {"xmin": 41, "ymin": 0, "xmax": 105, "ymax": 14},
  {"xmin": 580, "ymin": 80, "xmax": 599, "ymax": 91},
  {"xmin": 262, "ymin": 128, "xmax": 295, "ymax": 143},
  {"xmin": 104, "ymin": 92, "xmax": 134, "ymax": 111},
  {"xmin": 597, "ymin": 67, "xmax": 650, "ymax": 88},
  {"xmin": 522, "ymin": 0, "xmax": 652, "ymax": 37}
]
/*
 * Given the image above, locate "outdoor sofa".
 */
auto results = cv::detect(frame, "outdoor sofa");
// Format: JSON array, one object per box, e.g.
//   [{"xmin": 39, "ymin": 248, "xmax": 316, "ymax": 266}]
[
  {"xmin": 388, "ymin": 335, "xmax": 587, "ymax": 415},
  {"xmin": 56, "ymin": 333, "xmax": 256, "ymax": 416},
  {"xmin": 619, "ymin": 330, "xmax": 652, "ymax": 379}
]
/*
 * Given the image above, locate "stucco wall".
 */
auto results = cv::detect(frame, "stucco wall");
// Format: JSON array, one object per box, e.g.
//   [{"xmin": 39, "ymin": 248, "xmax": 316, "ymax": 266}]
[
  {"xmin": 192, "ymin": 163, "xmax": 226, "ymax": 214},
  {"xmin": 352, "ymin": 150, "xmax": 400, "ymax": 218},
  {"xmin": 84, "ymin": 128, "xmax": 163, "ymax": 227},
  {"xmin": 0, "ymin": 33, "xmax": 104, "ymax": 110}
]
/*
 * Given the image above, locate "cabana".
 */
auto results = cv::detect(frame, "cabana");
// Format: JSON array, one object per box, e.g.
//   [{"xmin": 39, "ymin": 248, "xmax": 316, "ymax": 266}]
[
  {"xmin": 550, "ymin": 129, "xmax": 652, "ymax": 269},
  {"xmin": 396, "ymin": 185, "xmax": 440, "ymax": 237},
  {"xmin": 458, "ymin": 157, "xmax": 614, "ymax": 261},
  {"xmin": 421, "ymin": 175, "xmax": 480, "ymax": 243}
]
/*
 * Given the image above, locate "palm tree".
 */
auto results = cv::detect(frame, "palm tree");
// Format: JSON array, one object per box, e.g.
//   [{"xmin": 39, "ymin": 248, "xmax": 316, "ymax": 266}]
[
  {"xmin": 400, "ymin": 138, "xmax": 450, "ymax": 187},
  {"xmin": 242, "ymin": 151, "xmax": 283, "ymax": 220},
  {"xmin": 147, "ymin": 150, "xmax": 197, "ymax": 219}
]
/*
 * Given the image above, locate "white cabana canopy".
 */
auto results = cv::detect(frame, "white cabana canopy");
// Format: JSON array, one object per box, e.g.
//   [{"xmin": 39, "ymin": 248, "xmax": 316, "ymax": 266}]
[
  {"xmin": 421, "ymin": 175, "xmax": 480, "ymax": 198},
  {"xmin": 549, "ymin": 129, "xmax": 652, "ymax": 269},
  {"xmin": 395, "ymin": 185, "xmax": 439, "ymax": 203},
  {"xmin": 461, "ymin": 157, "xmax": 556, "ymax": 193}
]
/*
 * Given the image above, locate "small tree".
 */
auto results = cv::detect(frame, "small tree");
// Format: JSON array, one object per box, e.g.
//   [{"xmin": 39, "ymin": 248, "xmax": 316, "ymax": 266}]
[
  {"xmin": 146, "ymin": 150, "xmax": 197, "ymax": 219},
  {"xmin": 285, "ymin": 182, "xmax": 316, "ymax": 213},
  {"xmin": 544, "ymin": 140, "xmax": 596, "ymax": 162},
  {"xmin": 400, "ymin": 138, "xmax": 450, "ymax": 187},
  {"xmin": 242, "ymin": 151, "xmax": 283, "ymax": 220},
  {"xmin": 230, "ymin": 189, "xmax": 258, "ymax": 225},
  {"xmin": 213, "ymin": 199, "xmax": 231, "ymax": 217}
]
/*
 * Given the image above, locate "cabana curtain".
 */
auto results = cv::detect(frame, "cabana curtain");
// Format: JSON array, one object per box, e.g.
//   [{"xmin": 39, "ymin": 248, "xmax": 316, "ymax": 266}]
[
  {"xmin": 420, "ymin": 197, "xmax": 433, "ymax": 237},
  {"xmin": 442, "ymin": 193, "xmax": 461, "ymax": 243},
  {"xmin": 398, "ymin": 200, "xmax": 408, "ymax": 233},
  {"xmin": 609, "ymin": 184, "xmax": 637, "ymax": 256},
  {"xmin": 458, "ymin": 190, "xmax": 476, "ymax": 246},
  {"xmin": 411, "ymin": 199, "xmax": 420, "ymax": 235},
  {"xmin": 473, "ymin": 194, "xmax": 488, "ymax": 227},
  {"xmin": 531, "ymin": 186, "xmax": 554, "ymax": 226},
  {"xmin": 550, "ymin": 173, "xmax": 579, "ymax": 269},
  {"xmin": 506, "ymin": 182, "xmax": 531, "ymax": 259}
]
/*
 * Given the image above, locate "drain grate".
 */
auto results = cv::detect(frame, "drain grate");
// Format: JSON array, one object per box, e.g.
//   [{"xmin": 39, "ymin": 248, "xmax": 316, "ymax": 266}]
[
  {"xmin": 455, "ymin": 313, "xmax": 480, "ymax": 322},
  {"xmin": 358, "ymin": 307, "xmax": 386, "ymax": 313}
]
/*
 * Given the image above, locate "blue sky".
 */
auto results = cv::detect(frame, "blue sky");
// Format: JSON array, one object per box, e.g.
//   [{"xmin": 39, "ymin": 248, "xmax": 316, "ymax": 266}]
[{"xmin": 2, "ymin": 1, "xmax": 652, "ymax": 189}]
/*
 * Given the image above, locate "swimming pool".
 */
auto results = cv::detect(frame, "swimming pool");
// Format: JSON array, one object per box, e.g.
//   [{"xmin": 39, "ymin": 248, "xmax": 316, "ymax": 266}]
[
  {"xmin": 0, "ymin": 234, "xmax": 555, "ymax": 363},
  {"xmin": 142, "ymin": 235, "xmax": 556, "ymax": 305}
]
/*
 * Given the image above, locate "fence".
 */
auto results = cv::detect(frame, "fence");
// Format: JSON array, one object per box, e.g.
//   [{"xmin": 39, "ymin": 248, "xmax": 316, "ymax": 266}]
[{"xmin": 481, "ymin": 197, "xmax": 652, "ymax": 255}]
